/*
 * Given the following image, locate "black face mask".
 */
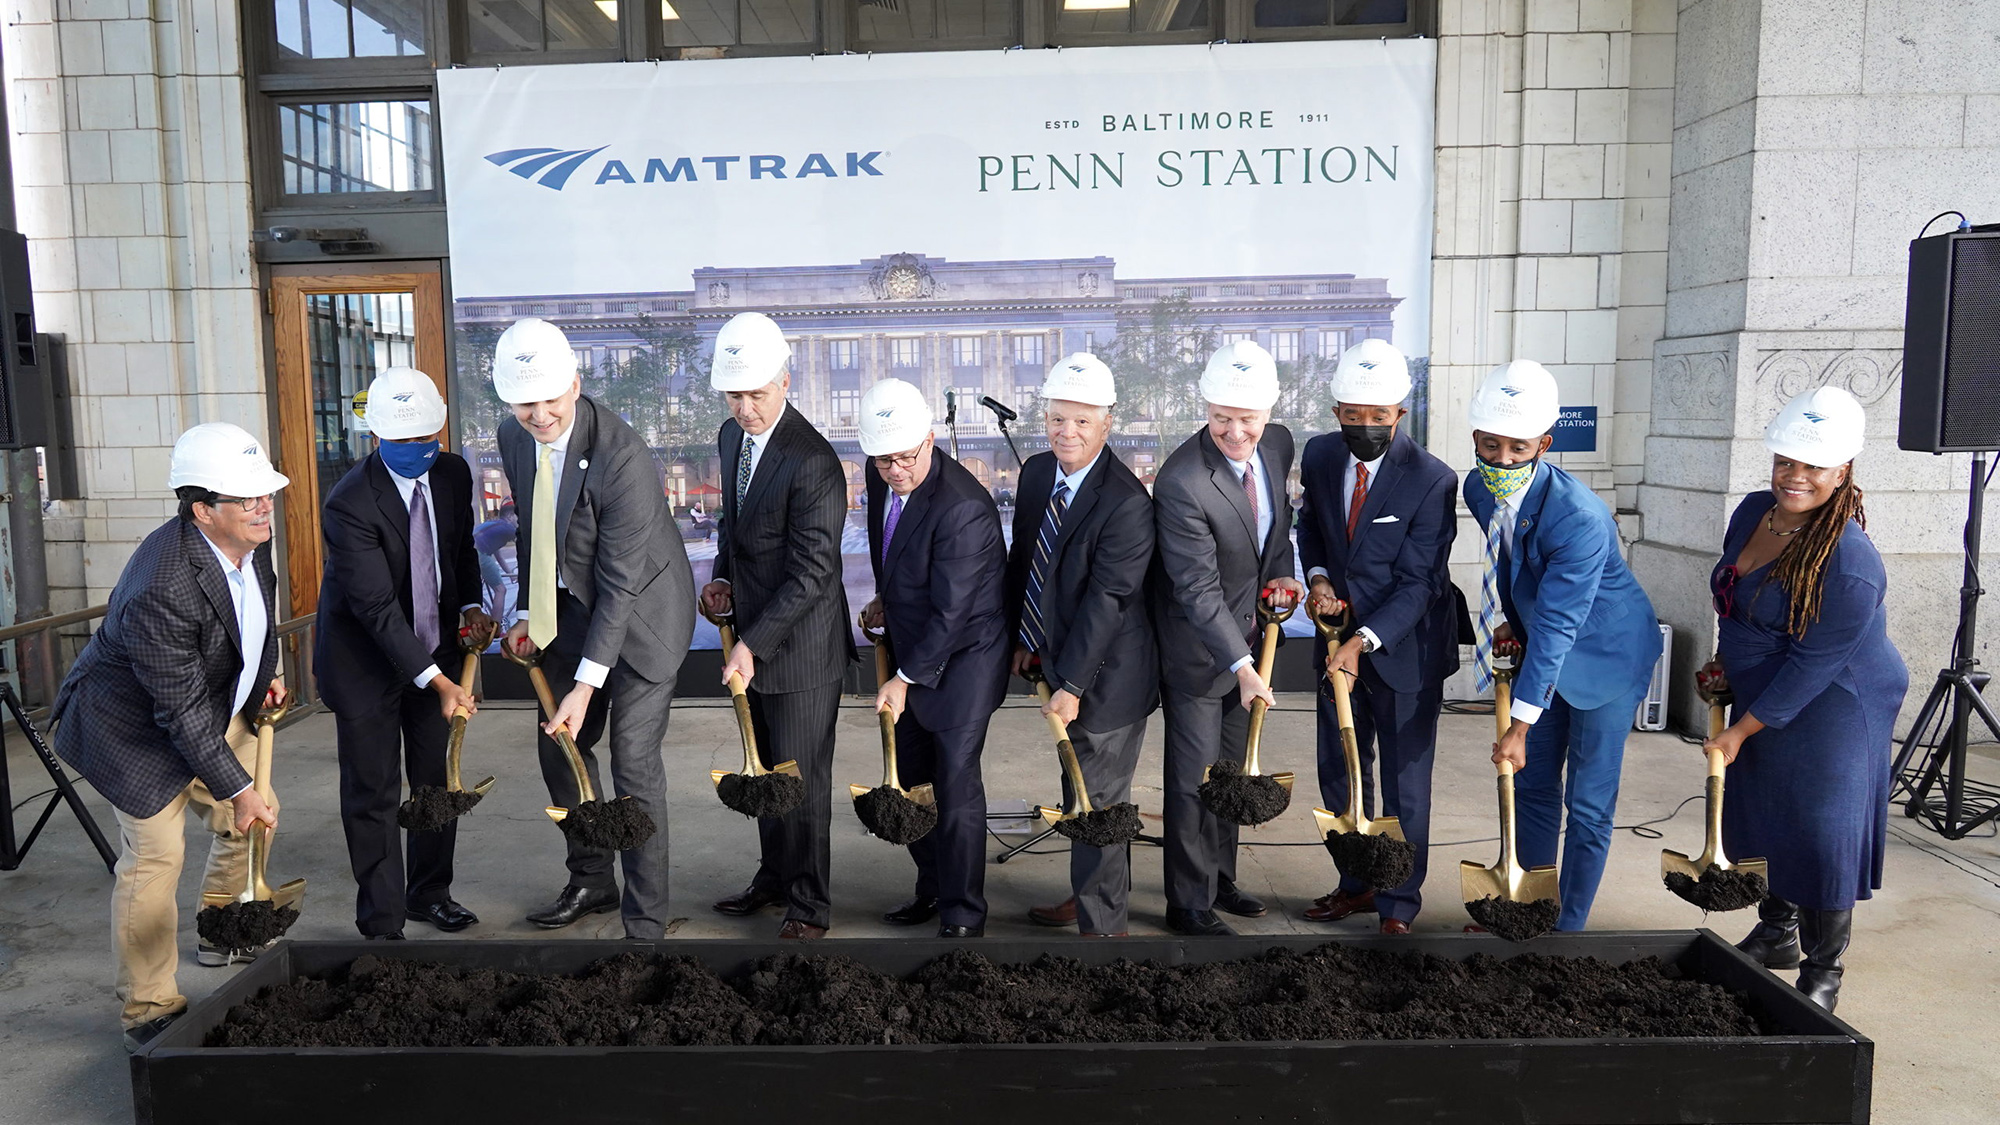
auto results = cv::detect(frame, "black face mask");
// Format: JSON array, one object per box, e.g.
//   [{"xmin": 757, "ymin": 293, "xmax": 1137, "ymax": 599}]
[{"xmin": 1340, "ymin": 424, "xmax": 1394, "ymax": 463}]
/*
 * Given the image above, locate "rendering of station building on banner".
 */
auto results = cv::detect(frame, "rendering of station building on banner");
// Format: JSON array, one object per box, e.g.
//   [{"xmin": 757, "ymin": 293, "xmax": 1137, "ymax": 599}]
[{"xmin": 451, "ymin": 253, "xmax": 1406, "ymax": 512}]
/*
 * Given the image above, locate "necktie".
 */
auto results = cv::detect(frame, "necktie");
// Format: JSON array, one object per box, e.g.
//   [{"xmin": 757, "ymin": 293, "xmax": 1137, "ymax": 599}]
[
  {"xmin": 1241, "ymin": 459, "xmax": 1261, "ymax": 536},
  {"xmin": 882, "ymin": 491, "xmax": 904, "ymax": 559},
  {"xmin": 1473, "ymin": 508, "xmax": 1506, "ymax": 691},
  {"xmin": 1346, "ymin": 462, "xmax": 1370, "ymax": 540},
  {"xmin": 1019, "ymin": 480, "xmax": 1070, "ymax": 653},
  {"xmin": 529, "ymin": 440, "xmax": 557, "ymax": 650},
  {"xmin": 409, "ymin": 479, "xmax": 439, "ymax": 652},
  {"xmin": 736, "ymin": 433, "xmax": 755, "ymax": 510}
]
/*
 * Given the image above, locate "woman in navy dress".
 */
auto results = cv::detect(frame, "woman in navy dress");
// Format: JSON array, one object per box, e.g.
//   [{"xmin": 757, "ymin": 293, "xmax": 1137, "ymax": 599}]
[{"xmin": 1701, "ymin": 386, "xmax": 1906, "ymax": 1013}]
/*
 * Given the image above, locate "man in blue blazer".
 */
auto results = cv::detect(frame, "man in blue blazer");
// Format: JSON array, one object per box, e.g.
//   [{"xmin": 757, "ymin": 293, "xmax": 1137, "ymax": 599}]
[
  {"xmin": 858, "ymin": 378, "xmax": 1009, "ymax": 938},
  {"xmin": 1462, "ymin": 360, "xmax": 1658, "ymax": 931},
  {"xmin": 1298, "ymin": 340, "xmax": 1462, "ymax": 933}
]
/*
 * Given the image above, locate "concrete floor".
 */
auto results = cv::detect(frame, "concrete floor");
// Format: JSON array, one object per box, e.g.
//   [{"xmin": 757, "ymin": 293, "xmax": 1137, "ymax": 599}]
[{"xmin": 2, "ymin": 693, "xmax": 1996, "ymax": 1124}]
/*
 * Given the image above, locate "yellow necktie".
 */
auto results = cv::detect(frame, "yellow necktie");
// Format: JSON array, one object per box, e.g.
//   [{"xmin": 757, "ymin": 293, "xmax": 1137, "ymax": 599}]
[{"xmin": 529, "ymin": 440, "xmax": 557, "ymax": 649}]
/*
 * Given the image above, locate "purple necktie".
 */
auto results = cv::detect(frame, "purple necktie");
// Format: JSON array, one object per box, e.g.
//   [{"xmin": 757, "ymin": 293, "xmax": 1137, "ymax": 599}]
[
  {"xmin": 882, "ymin": 492, "xmax": 904, "ymax": 560},
  {"xmin": 410, "ymin": 479, "xmax": 439, "ymax": 652}
]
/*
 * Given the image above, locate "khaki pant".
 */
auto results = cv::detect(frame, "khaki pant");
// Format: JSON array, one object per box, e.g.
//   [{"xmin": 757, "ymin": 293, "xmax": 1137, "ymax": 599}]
[{"xmin": 111, "ymin": 717, "xmax": 277, "ymax": 1029}]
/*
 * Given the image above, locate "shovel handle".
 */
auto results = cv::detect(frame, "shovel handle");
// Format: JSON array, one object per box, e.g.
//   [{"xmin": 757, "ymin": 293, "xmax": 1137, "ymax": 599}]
[
  {"xmin": 1493, "ymin": 669, "xmax": 1515, "ymax": 745},
  {"xmin": 516, "ymin": 661, "xmax": 596, "ymax": 805},
  {"xmin": 717, "ymin": 622, "xmax": 764, "ymax": 777},
  {"xmin": 1034, "ymin": 679, "xmax": 1095, "ymax": 815}
]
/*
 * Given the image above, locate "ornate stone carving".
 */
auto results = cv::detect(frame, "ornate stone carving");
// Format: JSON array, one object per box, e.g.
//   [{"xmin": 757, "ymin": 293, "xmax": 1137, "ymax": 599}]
[
  {"xmin": 1657, "ymin": 350, "xmax": 1730, "ymax": 420},
  {"xmin": 708, "ymin": 281, "xmax": 730, "ymax": 305},
  {"xmin": 867, "ymin": 253, "xmax": 942, "ymax": 301},
  {"xmin": 1752, "ymin": 349, "xmax": 1903, "ymax": 413},
  {"xmin": 1077, "ymin": 271, "xmax": 1101, "ymax": 297}
]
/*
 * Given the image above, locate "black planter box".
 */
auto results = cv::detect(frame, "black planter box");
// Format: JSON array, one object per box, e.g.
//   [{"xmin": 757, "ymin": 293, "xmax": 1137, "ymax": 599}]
[{"xmin": 132, "ymin": 931, "xmax": 1870, "ymax": 1125}]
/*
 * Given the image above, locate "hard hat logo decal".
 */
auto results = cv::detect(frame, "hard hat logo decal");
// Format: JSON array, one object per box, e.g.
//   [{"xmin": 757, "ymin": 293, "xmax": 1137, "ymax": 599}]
[
  {"xmin": 1231, "ymin": 362, "xmax": 1252, "ymax": 373},
  {"xmin": 514, "ymin": 351, "xmax": 536, "ymax": 364},
  {"xmin": 1500, "ymin": 386, "xmax": 1522, "ymax": 397},
  {"xmin": 242, "ymin": 446, "xmax": 259, "ymax": 456},
  {"xmin": 724, "ymin": 346, "xmax": 742, "ymax": 356},
  {"xmin": 1803, "ymin": 411, "xmax": 1826, "ymax": 423},
  {"xmin": 483, "ymin": 146, "xmax": 611, "ymax": 191},
  {"xmin": 1358, "ymin": 361, "xmax": 1377, "ymax": 370},
  {"xmin": 875, "ymin": 408, "xmax": 895, "ymax": 418},
  {"xmin": 392, "ymin": 393, "xmax": 415, "ymax": 403}
]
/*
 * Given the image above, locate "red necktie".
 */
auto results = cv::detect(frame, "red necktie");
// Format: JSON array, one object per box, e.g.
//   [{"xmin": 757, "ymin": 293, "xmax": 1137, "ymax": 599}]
[{"xmin": 1346, "ymin": 463, "xmax": 1369, "ymax": 539}]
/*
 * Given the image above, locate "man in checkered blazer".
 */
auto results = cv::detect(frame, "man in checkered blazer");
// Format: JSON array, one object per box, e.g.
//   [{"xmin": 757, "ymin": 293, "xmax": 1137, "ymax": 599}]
[{"xmin": 53, "ymin": 423, "xmax": 291, "ymax": 1050}]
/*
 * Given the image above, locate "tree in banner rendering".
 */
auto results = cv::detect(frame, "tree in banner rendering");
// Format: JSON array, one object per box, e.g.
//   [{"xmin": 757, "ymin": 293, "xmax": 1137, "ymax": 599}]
[
  {"xmin": 587, "ymin": 315, "xmax": 726, "ymax": 497},
  {"xmin": 1104, "ymin": 294, "xmax": 1217, "ymax": 441},
  {"xmin": 453, "ymin": 320, "xmax": 512, "ymax": 440}
]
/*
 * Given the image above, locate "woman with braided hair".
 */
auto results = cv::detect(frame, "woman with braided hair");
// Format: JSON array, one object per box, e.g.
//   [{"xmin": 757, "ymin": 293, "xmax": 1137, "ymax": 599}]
[{"xmin": 1699, "ymin": 386, "xmax": 1907, "ymax": 1013}]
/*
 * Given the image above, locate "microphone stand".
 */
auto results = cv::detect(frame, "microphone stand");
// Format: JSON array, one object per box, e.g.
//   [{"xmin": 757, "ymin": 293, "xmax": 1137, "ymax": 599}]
[
  {"xmin": 982, "ymin": 395, "xmax": 1025, "ymax": 468},
  {"xmin": 944, "ymin": 390, "xmax": 961, "ymax": 460}
]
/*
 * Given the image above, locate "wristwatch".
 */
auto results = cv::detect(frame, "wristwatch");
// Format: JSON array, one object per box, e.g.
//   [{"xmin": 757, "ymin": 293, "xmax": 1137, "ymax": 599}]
[{"xmin": 1357, "ymin": 632, "xmax": 1379, "ymax": 654}]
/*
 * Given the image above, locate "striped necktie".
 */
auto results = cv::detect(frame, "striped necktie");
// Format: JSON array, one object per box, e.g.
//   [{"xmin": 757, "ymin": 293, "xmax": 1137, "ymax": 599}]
[
  {"xmin": 735, "ymin": 433, "xmax": 755, "ymax": 510},
  {"xmin": 1018, "ymin": 480, "xmax": 1070, "ymax": 654},
  {"xmin": 1472, "ymin": 510, "xmax": 1506, "ymax": 691}
]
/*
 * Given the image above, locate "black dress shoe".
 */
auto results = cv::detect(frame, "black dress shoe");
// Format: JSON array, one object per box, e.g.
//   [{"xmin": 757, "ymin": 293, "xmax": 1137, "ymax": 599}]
[
  {"xmin": 408, "ymin": 900, "xmax": 479, "ymax": 932},
  {"xmin": 1214, "ymin": 881, "xmax": 1267, "ymax": 918},
  {"xmin": 1166, "ymin": 908, "xmax": 1235, "ymax": 937},
  {"xmin": 123, "ymin": 1011, "xmax": 182, "ymax": 1053},
  {"xmin": 883, "ymin": 896, "xmax": 939, "ymax": 926},
  {"xmin": 366, "ymin": 932, "xmax": 406, "ymax": 941},
  {"xmin": 526, "ymin": 885, "xmax": 619, "ymax": 929},
  {"xmin": 938, "ymin": 923, "xmax": 984, "ymax": 938},
  {"xmin": 712, "ymin": 884, "xmax": 783, "ymax": 916}
]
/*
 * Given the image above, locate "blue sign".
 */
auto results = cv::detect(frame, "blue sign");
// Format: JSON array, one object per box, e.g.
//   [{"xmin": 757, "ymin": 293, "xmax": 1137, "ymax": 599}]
[{"xmin": 1548, "ymin": 405, "xmax": 1597, "ymax": 453}]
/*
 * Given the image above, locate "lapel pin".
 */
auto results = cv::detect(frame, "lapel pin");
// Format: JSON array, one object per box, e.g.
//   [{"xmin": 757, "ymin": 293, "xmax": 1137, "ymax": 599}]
[
  {"xmin": 578, "ymin": 459, "xmax": 588, "ymax": 470},
  {"xmin": 1519, "ymin": 517, "xmax": 1531, "ymax": 531}
]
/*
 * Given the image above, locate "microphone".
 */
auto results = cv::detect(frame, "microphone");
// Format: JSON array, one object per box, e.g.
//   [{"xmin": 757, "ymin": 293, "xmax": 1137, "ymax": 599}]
[
  {"xmin": 980, "ymin": 395, "xmax": 1018, "ymax": 423},
  {"xmin": 944, "ymin": 389, "xmax": 957, "ymax": 424}
]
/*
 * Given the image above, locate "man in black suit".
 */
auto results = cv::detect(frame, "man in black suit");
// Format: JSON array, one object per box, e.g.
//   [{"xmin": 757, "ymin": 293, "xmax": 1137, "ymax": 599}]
[
  {"xmin": 1004, "ymin": 354, "xmax": 1157, "ymax": 938},
  {"xmin": 493, "ymin": 318, "xmax": 697, "ymax": 940},
  {"xmin": 1296, "ymin": 340, "xmax": 1462, "ymax": 933},
  {"xmin": 857, "ymin": 378, "xmax": 1008, "ymax": 938},
  {"xmin": 316, "ymin": 368, "xmax": 493, "ymax": 940},
  {"xmin": 52, "ymin": 423, "xmax": 289, "ymax": 1048},
  {"xmin": 1151, "ymin": 341, "xmax": 1304, "ymax": 937},
  {"xmin": 698, "ymin": 311, "xmax": 854, "ymax": 939}
]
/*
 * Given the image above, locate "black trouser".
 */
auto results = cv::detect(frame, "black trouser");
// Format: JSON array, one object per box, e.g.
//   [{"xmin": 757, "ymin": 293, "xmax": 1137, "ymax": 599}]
[
  {"xmin": 335, "ymin": 680, "xmax": 455, "ymax": 937},
  {"xmin": 745, "ymin": 680, "xmax": 842, "ymax": 929},
  {"xmin": 1315, "ymin": 663, "xmax": 1442, "ymax": 923},
  {"xmin": 1161, "ymin": 680, "xmax": 1251, "ymax": 912},
  {"xmin": 895, "ymin": 712, "xmax": 992, "ymax": 930}
]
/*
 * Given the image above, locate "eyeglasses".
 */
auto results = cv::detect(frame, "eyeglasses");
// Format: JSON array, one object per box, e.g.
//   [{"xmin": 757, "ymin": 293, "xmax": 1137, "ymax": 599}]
[
  {"xmin": 1711, "ymin": 565, "xmax": 1738, "ymax": 619},
  {"xmin": 872, "ymin": 448, "xmax": 925, "ymax": 471},
  {"xmin": 208, "ymin": 494, "xmax": 273, "ymax": 513}
]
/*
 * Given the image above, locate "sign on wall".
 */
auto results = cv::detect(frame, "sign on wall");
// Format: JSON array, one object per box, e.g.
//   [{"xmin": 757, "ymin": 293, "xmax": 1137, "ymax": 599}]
[{"xmin": 438, "ymin": 41, "xmax": 1437, "ymax": 644}]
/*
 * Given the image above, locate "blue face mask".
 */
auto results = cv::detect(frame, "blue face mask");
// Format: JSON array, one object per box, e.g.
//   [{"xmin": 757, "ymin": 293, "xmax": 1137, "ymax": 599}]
[{"xmin": 379, "ymin": 439, "xmax": 440, "ymax": 479}]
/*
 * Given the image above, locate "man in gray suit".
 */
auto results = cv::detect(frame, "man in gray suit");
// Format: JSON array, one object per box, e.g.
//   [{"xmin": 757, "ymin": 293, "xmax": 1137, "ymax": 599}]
[
  {"xmin": 699, "ymin": 311, "xmax": 854, "ymax": 940},
  {"xmin": 53, "ymin": 423, "xmax": 290, "ymax": 1048},
  {"xmin": 1151, "ymin": 341, "xmax": 1303, "ymax": 937},
  {"xmin": 493, "ymin": 318, "xmax": 696, "ymax": 940}
]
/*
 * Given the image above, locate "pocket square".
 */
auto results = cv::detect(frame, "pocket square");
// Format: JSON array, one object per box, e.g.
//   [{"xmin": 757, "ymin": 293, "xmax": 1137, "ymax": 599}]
[{"xmin": 1371, "ymin": 515, "xmax": 1400, "ymax": 524}]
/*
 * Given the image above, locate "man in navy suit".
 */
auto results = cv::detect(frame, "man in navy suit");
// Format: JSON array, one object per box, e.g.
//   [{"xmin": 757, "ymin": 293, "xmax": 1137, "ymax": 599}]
[
  {"xmin": 1297, "ymin": 340, "xmax": 1462, "ymax": 933},
  {"xmin": 316, "ymin": 368, "xmax": 492, "ymax": 940},
  {"xmin": 858, "ymin": 378, "xmax": 1009, "ymax": 938},
  {"xmin": 1462, "ymin": 360, "xmax": 1659, "ymax": 931}
]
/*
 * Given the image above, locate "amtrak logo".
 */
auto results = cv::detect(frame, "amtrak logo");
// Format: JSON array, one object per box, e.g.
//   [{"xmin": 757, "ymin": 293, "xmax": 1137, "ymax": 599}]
[
  {"xmin": 1231, "ymin": 362, "xmax": 1253, "ymax": 372},
  {"xmin": 723, "ymin": 346, "xmax": 743, "ymax": 356},
  {"xmin": 1802, "ymin": 411, "xmax": 1826, "ymax": 423},
  {"xmin": 242, "ymin": 446, "xmax": 259, "ymax": 456},
  {"xmin": 391, "ymin": 392, "xmax": 415, "ymax": 403},
  {"xmin": 484, "ymin": 146, "xmax": 611, "ymax": 191},
  {"xmin": 1358, "ymin": 361, "xmax": 1377, "ymax": 370},
  {"xmin": 1499, "ymin": 386, "xmax": 1522, "ymax": 397},
  {"xmin": 513, "ymin": 351, "xmax": 537, "ymax": 364},
  {"xmin": 875, "ymin": 409, "xmax": 896, "ymax": 418}
]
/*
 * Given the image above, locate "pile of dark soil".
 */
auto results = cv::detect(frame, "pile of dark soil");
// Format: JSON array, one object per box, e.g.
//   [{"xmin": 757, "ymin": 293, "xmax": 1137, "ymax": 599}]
[
  {"xmin": 397, "ymin": 787, "xmax": 483, "ymax": 832},
  {"xmin": 1197, "ymin": 758, "xmax": 1291, "ymax": 825},
  {"xmin": 1664, "ymin": 865, "xmax": 1768, "ymax": 913},
  {"xmin": 195, "ymin": 900, "xmax": 299, "ymax": 951},
  {"xmin": 1324, "ymin": 830, "xmax": 1417, "ymax": 890},
  {"xmin": 1051, "ymin": 802, "xmax": 1142, "ymax": 847},
  {"xmin": 853, "ymin": 786, "xmax": 937, "ymax": 845},
  {"xmin": 207, "ymin": 943, "xmax": 1766, "ymax": 1049},
  {"xmin": 1465, "ymin": 896, "xmax": 1561, "ymax": 943},
  {"xmin": 558, "ymin": 798, "xmax": 656, "ymax": 850},
  {"xmin": 717, "ymin": 771, "xmax": 806, "ymax": 818}
]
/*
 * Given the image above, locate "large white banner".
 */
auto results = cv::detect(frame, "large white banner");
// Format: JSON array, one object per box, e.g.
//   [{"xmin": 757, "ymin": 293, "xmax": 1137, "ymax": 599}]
[{"xmin": 438, "ymin": 41, "xmax": 1435, "ymax": 643}]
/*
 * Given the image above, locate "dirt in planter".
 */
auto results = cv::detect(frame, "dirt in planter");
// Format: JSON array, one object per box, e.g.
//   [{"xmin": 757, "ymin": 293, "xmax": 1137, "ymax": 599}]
[
  {"xmin": 717, "ymin": 772, "xmax": 806, "ymax": 819},
  {"xmin": 1051, "ymin": 802, "xmax": 1142, "ymax": 847},
  {"xmin": 195, "ymin": 900, "xmax": 298, "ymax": 951},
  {"xmin": 853, "ymin": 786, "xmax": 938, "ymax": 845},
  {"xmin": 208, "ymin": 941, "xmax": 1768, "ymax": 1049},
  {"xmin": 397, "ymin": 787, "xmax": 483, "ymax": 832},
  {"xmin": 1664, "ymin": 865, "xmax": 1768, "ymax": 913},
  {"xmin": 1324, "ymin": 830, "xmax": 1417, "ymax": 890},
  {"xmin": 557, "ymin": 798, "xmax": 656, "ymax": 850},
  {"xmin": 1465, "ymin": 896, "xmax": 1561, "ymax": 942},
  {"xmin": 1197, "ymin": 758, "xmax": 1292, "ymax": 826}
]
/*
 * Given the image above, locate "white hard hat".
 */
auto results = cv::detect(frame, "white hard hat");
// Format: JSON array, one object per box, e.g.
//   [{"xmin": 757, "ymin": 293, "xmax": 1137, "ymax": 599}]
[
  {"xmin": 1765, "ymin": 386, "xmax": 1865, "ymax": 467},
  {"xmin": 1468, "ymin": 360, "xmax": 1561, "ymax": 440},
  {"xmin": 1332, "ymin": 339, "xmax": 1411, "ymax": 406},
  {"xmin": 1199, "ymin": 340, "xmax": 1280, "ymax": 411},
  {"xmin": 1040, "ymin": 352, "xmax": 1117, "ymax": 406},
  {"xmin": 710, "ymin": 312, "xmax": 792, "ymax": 392},
  {"xmin": 362, "ymin": 367, "xmax": 448, "ymax": 440},
  {"xmin": 491, "ymin": 318, "xmax": 579, "ymax": 405},
  {"xmin": 857, "ymin": 379, "xmax": 934, "ymax": 457},
  {"xmin": 168, "ymin": 422, "xmax": 290, "ymax": 497}
]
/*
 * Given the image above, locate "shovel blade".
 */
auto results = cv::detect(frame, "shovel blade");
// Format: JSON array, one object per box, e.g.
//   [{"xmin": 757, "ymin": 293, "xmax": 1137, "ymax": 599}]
[
  {"xmin": 1313, "ymin": 807, "xmax": 1359, "ymax": 838},
  {"xmin": 908, "ymin": 782, "xmax": 936, "ymax": 808},
  {"xmin": 774, "ymin": 760, "xmax": 802, "ymax": 778},
  {"xmin": 1366, "ymin": 815, "xmax": 1406, "ymax": 843},
  {"xmin": 470, "ymin": 776, "xmax": 496, "ymax": 797},
  {"xmin": 271, "ymin": 880, "xmax": 306, "ymax": 913},
  {"xmin": 200, "ymin": 890, "xmax": 240, "ymax": 910},
  {"xmin": 1727, "ymin": 856, "xmax": 1771, "ymax": 881},
  {"xmin": 848, "ymin": 783, "xmax": 872, "ymax": 800},
  {"xmin": 1660, "ymin": 847, "xmax": 1703, "ymax": 880},
  {"xmin": 1268, "ymin": 770, "xmax": 1295, "ymax": 794},
  {"xmin": 710, "ymin": 769, "xmax": 730, "ymax": 790},
  {"xmin": 1518, "ymin": 864, "xmax": 1560, "ymax": 903},
  {"xmin": 1460, "ymin": 859, "xmax": 1507, "ymax": 904},
  {"xmin": 546, "ymin": 805, "xmax": 569, "ymax": 823},
  {"xmin": 1038, "ymin": 805, "xmax": 1066, "ymax": 828}
]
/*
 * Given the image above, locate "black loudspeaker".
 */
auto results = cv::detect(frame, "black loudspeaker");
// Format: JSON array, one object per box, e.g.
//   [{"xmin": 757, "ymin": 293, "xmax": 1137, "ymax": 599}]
[
  {"xmin": 1900, "ymin": 229, "xmax": 2000, "ymax": 453},
  {"xmin": 0, "ymin": 229, "xmax": 40, "ymax": 451}
]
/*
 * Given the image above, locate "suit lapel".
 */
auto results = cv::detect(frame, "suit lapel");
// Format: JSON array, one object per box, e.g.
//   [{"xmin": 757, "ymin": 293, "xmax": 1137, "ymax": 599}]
[
  {"xmin": 737, "ymin": 411, "xmax": 792, "ymax": 523},
  {"xmin": 367, "ymin": 454, "xmax": 411, "ymax": 552},
  {"xmin": 1349, "ymin": 437, "xmax": 1408, "ymax": 545},
  {"xmin": 1255, "ymin": 432, "xmax": 1289, "ymax": 562},
  {"xmin": 554, "ymin": 399, "xmax": 596, "ymax": 571},
  {"xmin": 183, "ymin": 522, "xmax": 243, "ymax": 656},
  {"xmin": 884, "ymin": 450, "xmax": 942, "ymax": 580},
  {"xmin": 722, "ymin": 421, "xmax": 747, "ymax": 525},
  {"xmin": 1509, "ymin": 464, "xmax": 1556, "ymax": 586},
  {"xmin": 1200, "ymin": 431, "xmax": 1259, "ymax": 551},
  {"xmin": 1046, "ymin": 451, "xmax": 1106, "ymax": 565}
]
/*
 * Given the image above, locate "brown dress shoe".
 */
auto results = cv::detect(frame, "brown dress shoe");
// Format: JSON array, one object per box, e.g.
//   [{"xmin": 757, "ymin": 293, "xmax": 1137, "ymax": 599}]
[
  {"xmin": 777, "ymin": 919, "xmax": 827, "ymax": 939},
  {"xmin": 1303, "ymin": 888, "xmax": 1376, "ymax": 923},
  {"xmin": 1029, "ymin": 897, "xmax": 1079, "ymax": 927},
  {"xmin": 1380, "ymin": 918, "xmax": 1412, "ymax": 935},
  {"xmin": 713, "ymin": 884, "xmax": 782, "ymax": 916}
]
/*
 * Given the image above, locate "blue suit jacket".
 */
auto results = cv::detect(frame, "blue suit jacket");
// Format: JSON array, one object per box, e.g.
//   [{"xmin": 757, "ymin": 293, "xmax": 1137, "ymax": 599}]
[
  {"xmin": 1298, "ymin": 430, "xmax": 1462, "ymax": 694},
  {"xmin": 866, "ymin": 449, "xmax": 1010, "ymax": 731},
  {"xmin": 1462, "ymin": 463, "xmax": 1657, "ymax": 713}
]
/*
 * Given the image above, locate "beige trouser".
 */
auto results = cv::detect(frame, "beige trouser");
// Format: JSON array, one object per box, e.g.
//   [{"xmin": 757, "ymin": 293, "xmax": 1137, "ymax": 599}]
[{"xmin": 111, "ymin": 716, "xmax": 277, "ymax": 1029}]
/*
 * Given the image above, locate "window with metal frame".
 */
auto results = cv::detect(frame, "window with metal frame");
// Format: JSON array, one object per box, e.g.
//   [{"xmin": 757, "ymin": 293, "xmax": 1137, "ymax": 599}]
[{"xmin": 276, "ymin": 99, "xmax": 437, "ymax": 197}]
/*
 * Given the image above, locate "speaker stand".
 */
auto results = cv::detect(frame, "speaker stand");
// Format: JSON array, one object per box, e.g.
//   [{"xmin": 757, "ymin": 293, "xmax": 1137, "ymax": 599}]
[
  {"xmin": 0, "ymin": 682, "xmax": 117, "ymax": 873},
  {"xmin": 1891, "ymin": 452, "xmax": 2000, "ymax": 839}
]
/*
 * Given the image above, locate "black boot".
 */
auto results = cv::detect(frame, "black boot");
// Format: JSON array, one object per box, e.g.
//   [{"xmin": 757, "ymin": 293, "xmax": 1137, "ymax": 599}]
[
  {"xmin": 1736, "ymin": 895, "xmax": 1802, "ymax": 969},
  {"xmin": 1796, "ymin": 908, "xmax": 1852, "ymax": 1013}
]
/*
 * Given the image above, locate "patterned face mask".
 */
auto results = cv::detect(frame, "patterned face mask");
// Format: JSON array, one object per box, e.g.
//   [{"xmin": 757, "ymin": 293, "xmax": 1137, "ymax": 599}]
[{"xmin": 1475, "ymin": 455, "xmax": 1537, "ymax": 502}]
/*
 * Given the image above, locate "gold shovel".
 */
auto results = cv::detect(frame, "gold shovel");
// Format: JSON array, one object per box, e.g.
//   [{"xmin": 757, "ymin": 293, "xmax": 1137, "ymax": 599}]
[
  {"xmin": 1199, "ymin": 595, "xmax": 1297, "ymax": 797},
  {"xmin": 707, "ymin": 617, "xmax": 801, "ymax": 792},
  {"xmin": 444, "ymin": 629, "xmax": 496, "ymax": 800},
  {"xmin": 1309, "ymin": 608, "xmax": 1406, "ymax": 846},
  {"xmin": 1031, "ymin": 671, "xmax": 1104, "ymax": 831},
  {"xmin": 501, "ymin": 642, "xmax": 597, "ymax": 824},
  {"xmin": 201, "ymin": 704, "xmax": 305, "ymax": 916},
  {"xmin": 1459, "ymin": 655, "xmax": 1559, "ymax": 916},
  {"xmin": 849, "ymin": 620, "xmax": 934, "ymax": 811},
  {"xmin": 1662, "ymin": 692, "xmax": 1769, "ymax": 895}
]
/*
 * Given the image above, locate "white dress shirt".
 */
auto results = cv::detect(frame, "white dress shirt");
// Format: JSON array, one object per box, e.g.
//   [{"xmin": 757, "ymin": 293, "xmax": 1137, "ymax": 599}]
[
  {"xmin": 1493, "ymin": 460, "xmax": 1544, "ymax": 725},
  {"xmin": 1306, "ymin": 451, "xmax": 1387, "ymax": 654},
  {"xmin": 388, "ymin": 465, "xmax": 483, "ymax": 689},
  {"xmin": 1223, "ymin": 448, "xmax": 1275, "ymax": 675},
  {"xmin": 199, "ymin": 530, "xmax": 266, "ymax": 801}
]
